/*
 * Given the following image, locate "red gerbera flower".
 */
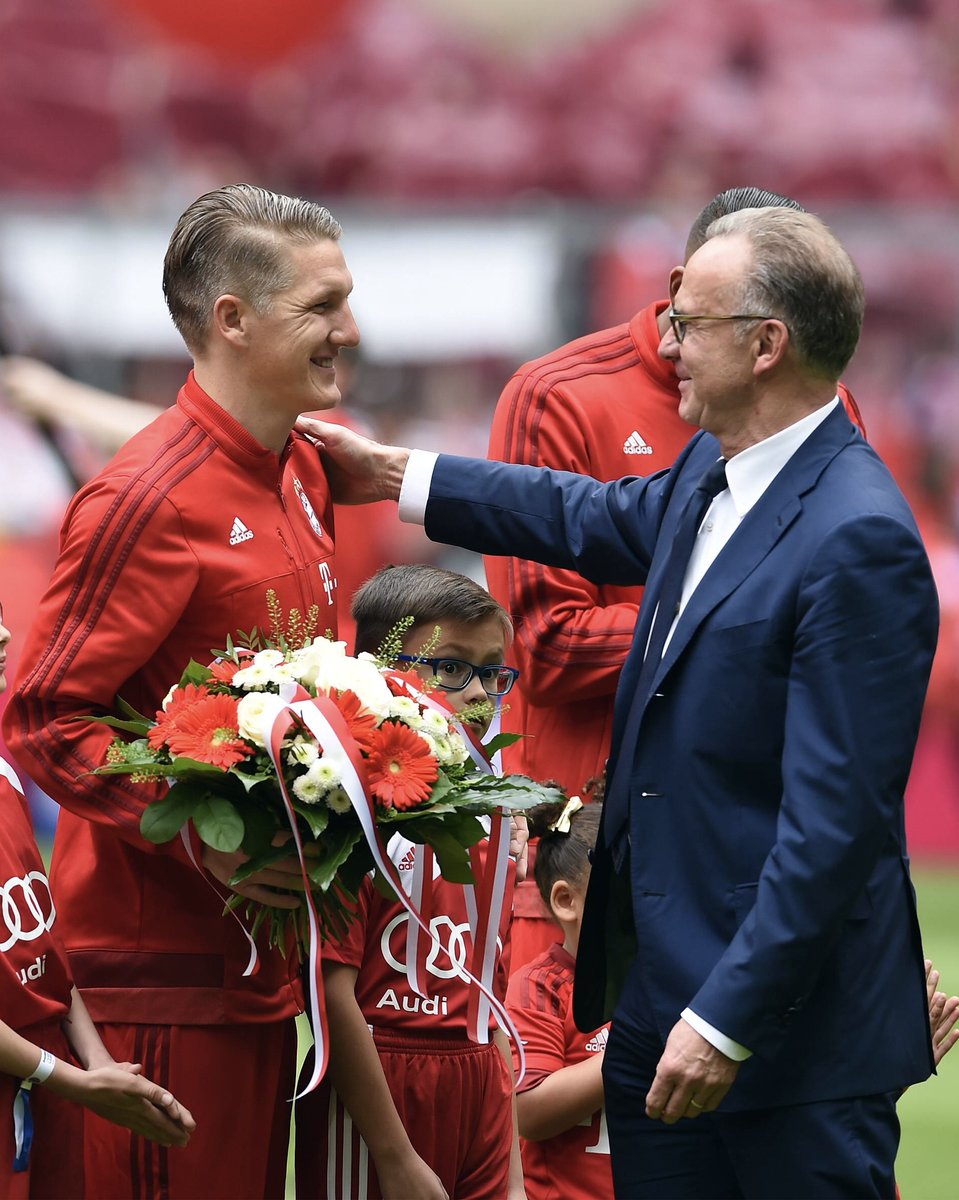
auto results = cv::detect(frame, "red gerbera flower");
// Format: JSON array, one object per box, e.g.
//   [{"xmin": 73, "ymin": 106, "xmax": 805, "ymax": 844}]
[
  {"xmin": 163, "ymin": 693, "xmax": 249, "ymax": 769},
  {"xmin": 365, "ymin": 722, "xmax": 439, "ymax": 811},
  {"xmin": 148, "ymin": 683, "xmax": 212, "ymax": 749},
  {"xmin": 334, "ymin": 689, "xmax": 379, "ymax": 754}
]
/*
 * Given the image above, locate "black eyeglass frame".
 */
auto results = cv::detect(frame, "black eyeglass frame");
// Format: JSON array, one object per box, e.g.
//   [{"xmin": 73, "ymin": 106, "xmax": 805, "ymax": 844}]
[
  {"xmin": 667, "ymin": 306, "xmax": 778, "ymax": 344},
  {"xmin": 394, "ymin": 654, "xmax": 520, "ymax": 697}
]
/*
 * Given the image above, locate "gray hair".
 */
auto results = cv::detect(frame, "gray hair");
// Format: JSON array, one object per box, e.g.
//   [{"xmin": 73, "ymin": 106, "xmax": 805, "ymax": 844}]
[
  {"xmin": 704, "ymin": 207, "xmax": 864, "ymax": 379},
  {"xmin": 163, "ymin": 183, "xmax": 342, "ymax": 354}
]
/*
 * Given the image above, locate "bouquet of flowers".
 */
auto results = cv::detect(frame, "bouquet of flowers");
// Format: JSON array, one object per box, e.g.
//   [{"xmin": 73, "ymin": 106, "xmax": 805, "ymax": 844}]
[{"xmin": 88, "ymin": 602, "xmax": 561, "ymax": 954}]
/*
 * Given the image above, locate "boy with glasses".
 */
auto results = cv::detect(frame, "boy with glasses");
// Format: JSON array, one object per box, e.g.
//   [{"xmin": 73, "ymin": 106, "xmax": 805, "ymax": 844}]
[{"xmin": 295, "ymin": 564, "xmax": 526, "ymax": 1200}]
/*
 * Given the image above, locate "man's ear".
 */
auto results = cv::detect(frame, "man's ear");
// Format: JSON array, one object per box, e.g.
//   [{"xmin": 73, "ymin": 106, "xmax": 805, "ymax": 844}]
[
  {"xmin": 668, "ymin": 265, "xmax": 684, "ymax": 302},
  {"xmin": 753, "ymin": 318, "xmax": 790, "ymax": 377},
  {"xmin": 211, "ymin": 294, "xmax": 250, "ymax": 347}
]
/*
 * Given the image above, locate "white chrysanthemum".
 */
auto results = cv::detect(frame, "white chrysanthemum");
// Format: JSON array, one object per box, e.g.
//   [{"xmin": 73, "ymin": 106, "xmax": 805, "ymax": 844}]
[
  {"xmin": 427, "ymin": 733, "xmax": 463, "ymax": 766},
  {"xmin": 388, "ymin": 696, "xmax": 422, "ymax": 726},
  {"xmin": 253, "ymin": 649, "xmax": 286, "ymax": 668},
  {"xmin": 420, "ymin": 708, "xmax": 452, "ymax": 738},
  {"xmin": 445, "ymin": 729, "xmax": 470, "ymax": 766},
  {"xmin": 292, "ymin": 772, "xmax": 325, "ymax": 805},
  {"xmin": 232, "ymin": 659, "xmax": 293, "ymax": 691},
  {"xmin": 325, "ymin": 787, "xmax": 352, "ymax": 814},
  {"xmin": 284, "ymin": 737, "xmax": 319, "ymax": 767},
  {"xmin": 292, "ymin": 756, "xmax": 342, "ymax": 805},
  {"xmin": 236, "ymin": 692, "xmax": 290, "ymax": 748},
  {"xmin": 414, "ymin": 728, "xmax": 444, "ymax": 762}
]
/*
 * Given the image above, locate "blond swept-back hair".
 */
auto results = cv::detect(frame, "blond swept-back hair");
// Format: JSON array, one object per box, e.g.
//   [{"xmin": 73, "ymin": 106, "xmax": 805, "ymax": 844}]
[{"xmin": 163, "ymin": 182, "xmax": 342, "ymax": 353}]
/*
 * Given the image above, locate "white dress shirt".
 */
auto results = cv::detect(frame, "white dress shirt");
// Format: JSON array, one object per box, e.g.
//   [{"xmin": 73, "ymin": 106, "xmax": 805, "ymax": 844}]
[{"xmin": 399, "ymin": 399, "xmax": 841, "ymax": 1060}]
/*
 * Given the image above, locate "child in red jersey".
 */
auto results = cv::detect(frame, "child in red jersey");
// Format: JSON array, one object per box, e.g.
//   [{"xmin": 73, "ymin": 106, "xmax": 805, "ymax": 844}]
[
  {"xmin": 505, "ymin": 794, "xmax": 959, "ymax": 1200},
  {"xmin": 0, "ymin": 603, "xmax": 194, "ymax": 1198},
  {"xmin": 295, "ymin": 564, "xmax": 526, "ymax": 1200},
  {"xmin": 505, "ymin": 796, "xmax": 612, "ymax": 1200}
]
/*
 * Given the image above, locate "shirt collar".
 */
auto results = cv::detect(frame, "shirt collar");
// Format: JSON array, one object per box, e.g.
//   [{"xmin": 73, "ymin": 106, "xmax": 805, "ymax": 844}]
[{"xmin": 724, "ymin": 398, "xmax": 839, "ymax": 517}]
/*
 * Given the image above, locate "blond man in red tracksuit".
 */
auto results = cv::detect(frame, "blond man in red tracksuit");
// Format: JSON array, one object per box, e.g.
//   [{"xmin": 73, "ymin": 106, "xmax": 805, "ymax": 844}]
[
  {"xmin": 486, "ymin": 187, "xmax": 865, "ymax": 973},
  {"xmin": 3, "ymin": 183, "xmax": 360, "ymax": 1199}
]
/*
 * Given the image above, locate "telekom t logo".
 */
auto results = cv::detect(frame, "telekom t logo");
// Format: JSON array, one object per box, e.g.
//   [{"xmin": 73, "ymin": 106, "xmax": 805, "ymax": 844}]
[{"xmin": 319, "ymin": 561, "xmax": 337, "ymax": 605}]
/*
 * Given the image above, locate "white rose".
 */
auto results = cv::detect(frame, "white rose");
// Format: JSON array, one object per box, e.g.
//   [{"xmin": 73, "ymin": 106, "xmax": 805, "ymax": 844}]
[
  {"xmin": 314, "ymin": 657, "xmax": 393, "ymax": 720},
  {"xmin": 160, "ymin": 684, "xmax": 179, "ymax": 711},
  {"xmin": 288, "ymin": 638, "xmax": 349, "ymax": 690},
  {"xmin": 236, "ymin": 692, "xmax": 291, "ymax": 748}
]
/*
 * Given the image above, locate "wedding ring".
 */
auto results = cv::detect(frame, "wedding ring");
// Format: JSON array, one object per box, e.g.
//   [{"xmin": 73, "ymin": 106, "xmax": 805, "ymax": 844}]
[{"xmin": 689, "ymin": 1098, "xmax": 705, "ymax": 1110}]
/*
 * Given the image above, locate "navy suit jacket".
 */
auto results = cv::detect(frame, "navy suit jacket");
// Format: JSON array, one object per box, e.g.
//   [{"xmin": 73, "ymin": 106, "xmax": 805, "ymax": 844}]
[{"xmin": 424, "ymin": 405, "xmax": 938, "ymax": 1111}]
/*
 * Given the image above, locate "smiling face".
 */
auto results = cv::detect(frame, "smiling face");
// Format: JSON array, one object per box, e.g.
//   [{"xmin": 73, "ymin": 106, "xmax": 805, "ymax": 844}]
[
  {"xmin": 238, "ymin": 237, "xmax": 360, "ymax": 421},
  {"xmin": 401, "ymin": 613, "xmax": 510, "ymax": 736},
  {"xmin": 659, "ymin": 233, "xmax": 761, "ymax": 443}
]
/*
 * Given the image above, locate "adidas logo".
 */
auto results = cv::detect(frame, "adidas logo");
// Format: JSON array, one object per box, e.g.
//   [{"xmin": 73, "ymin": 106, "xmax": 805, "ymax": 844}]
[
  {"xmin": 585, "ymin": 1027, "xmax": 609, "ymax": 1052},
  {"xmin": 397, "ymin": 847, "xmax": 416, "ymax": 872},
  {"xmin": 623, "ymin": 430, "xmax": 654, "ymax": 455},
  {"xmin": 229, "ymin": 517, "xmax": 254, "ymax": 546}
]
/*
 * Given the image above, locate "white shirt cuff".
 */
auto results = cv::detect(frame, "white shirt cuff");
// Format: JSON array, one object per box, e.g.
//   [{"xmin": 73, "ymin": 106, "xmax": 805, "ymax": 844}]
[
  {"xmin": 397, "ymin": 449, "xmax": 439, "ymax": 525},
  {"xmin": 681, "ymin": 1007, "xmax": 752, "ymax": 1061}
]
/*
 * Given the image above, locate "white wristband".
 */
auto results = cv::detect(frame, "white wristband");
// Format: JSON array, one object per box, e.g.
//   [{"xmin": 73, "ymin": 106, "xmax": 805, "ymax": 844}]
[{"xmin": 26, "ymin": 1049, "xmax": 56, "ymax": 1085}]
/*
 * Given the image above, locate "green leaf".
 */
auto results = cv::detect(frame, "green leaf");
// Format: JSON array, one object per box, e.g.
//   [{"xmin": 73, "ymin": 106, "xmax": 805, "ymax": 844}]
[
  {"xmin": 482, "ymin": 731, "xmax": 524, "ymax": 756},
  {"xmin": 228, "ymin": 841, "xmax": 296, "ymax": 885},
  {"xmin": 165, "ymin": 756, "xmax": 227, "ymax": 778},
  {"xmin": 307, "ymin": 823, "xmax": 365, "ymax": 891},
  {"xmin": 237, "ymin": 798, "xmax": 281, "ymax": 859},
  {"xmin": 116, "ymin": 695, "xmax": 154, "ymax": 725},
  {"xmin": 192, "ymin": 796, "xmax": 245, "ymax": 852},
  {"xmin": 292, "ymin": 801, "xmax": 329, "ymax": 840},
  {"xmin": 179, "ymin": 659, "xmax": 214, "ymax": 687},
  {"xmin": 140, "ymin": 784, "xmax": 201, "ymax": 844},
  {"xmin": 227, "ymin": 765, "xmax": 274, "ymax": 794},
  {"xmin": 78, "ymin": 713, "xmax": 153, "ymax": 735},
  {"xmin": 394, "ymin": 815, "xmax": 484, "ymax": 884}
]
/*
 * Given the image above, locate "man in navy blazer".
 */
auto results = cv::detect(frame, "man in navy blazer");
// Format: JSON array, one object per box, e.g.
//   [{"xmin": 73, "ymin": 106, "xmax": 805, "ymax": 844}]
[{"xmin": 305, "ymin": 207, "xmax": 938, "ymax": 1197}]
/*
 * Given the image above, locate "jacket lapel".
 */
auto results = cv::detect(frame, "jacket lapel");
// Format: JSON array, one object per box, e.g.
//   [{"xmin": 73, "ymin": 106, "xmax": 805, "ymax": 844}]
[{"xmin": 648, "ymin": 406, "xmax": 857, "ymax": 692}]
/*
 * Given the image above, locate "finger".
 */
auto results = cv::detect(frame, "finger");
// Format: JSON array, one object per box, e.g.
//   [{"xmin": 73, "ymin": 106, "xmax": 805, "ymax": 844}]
[{"xmin": 232, "ymin": 881, "xmax": 301, "ymax": 908}]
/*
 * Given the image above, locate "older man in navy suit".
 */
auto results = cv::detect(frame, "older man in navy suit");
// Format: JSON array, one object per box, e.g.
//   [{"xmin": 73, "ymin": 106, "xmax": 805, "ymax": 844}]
[{"xmin": 304, "ymin": 207, "xmax": 938, "ymax": 1198}]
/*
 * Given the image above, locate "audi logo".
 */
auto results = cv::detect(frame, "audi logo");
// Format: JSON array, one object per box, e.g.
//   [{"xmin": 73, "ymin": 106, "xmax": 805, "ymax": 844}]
[
  {"xmin": 0, "ymin": 871, "xmax": 56, "ymax": 952},
  {"xmin": 380, "ymin": 913, "xmax": 503, "ymax": 981}
]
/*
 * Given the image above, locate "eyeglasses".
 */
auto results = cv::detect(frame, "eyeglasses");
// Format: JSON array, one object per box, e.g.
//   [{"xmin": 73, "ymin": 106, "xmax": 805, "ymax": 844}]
[
  {"xmin": 395, "ymin": 655, "xmax": 520, "ymax": 697},
  {"xmin": 667, "ymin": 307, "xmax": 775, "ymax": 344}
]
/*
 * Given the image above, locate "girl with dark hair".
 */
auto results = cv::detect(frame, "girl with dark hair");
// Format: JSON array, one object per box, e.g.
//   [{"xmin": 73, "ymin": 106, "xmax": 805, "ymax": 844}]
[{"xmin": 505, "ymin": 795, "xmax": 613, "ymax": 1200}]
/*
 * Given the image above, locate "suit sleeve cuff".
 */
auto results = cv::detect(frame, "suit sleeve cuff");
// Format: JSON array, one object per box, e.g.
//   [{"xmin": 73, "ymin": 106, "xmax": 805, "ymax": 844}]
[
  {"xmin": 398, "ymin": 449, "xmax": 439, "ymax": 525},
  {"xmin": 681, "ymin": 1008, "xmax": 752, "ymax": 1061}
]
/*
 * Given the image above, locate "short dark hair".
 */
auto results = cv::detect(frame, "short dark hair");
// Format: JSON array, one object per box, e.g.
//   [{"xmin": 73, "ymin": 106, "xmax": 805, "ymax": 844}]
[
  {"xmin": 351, "ymin": 564, "xmax": 513, "ymax": 657},
  {"xmin": 527, "ymin": 799, "xmax": 603, "ymax": 907},
  {"xmin": 706, "ymin": 206, "xmax": 865, "ymax": 380},
  {"xmin": 163, "ymin": 182, "xmax": 342, "ymax": 354},
  {"xmin": 685, "ymin": 187, "xmax": 804, "ymax": 261}
]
